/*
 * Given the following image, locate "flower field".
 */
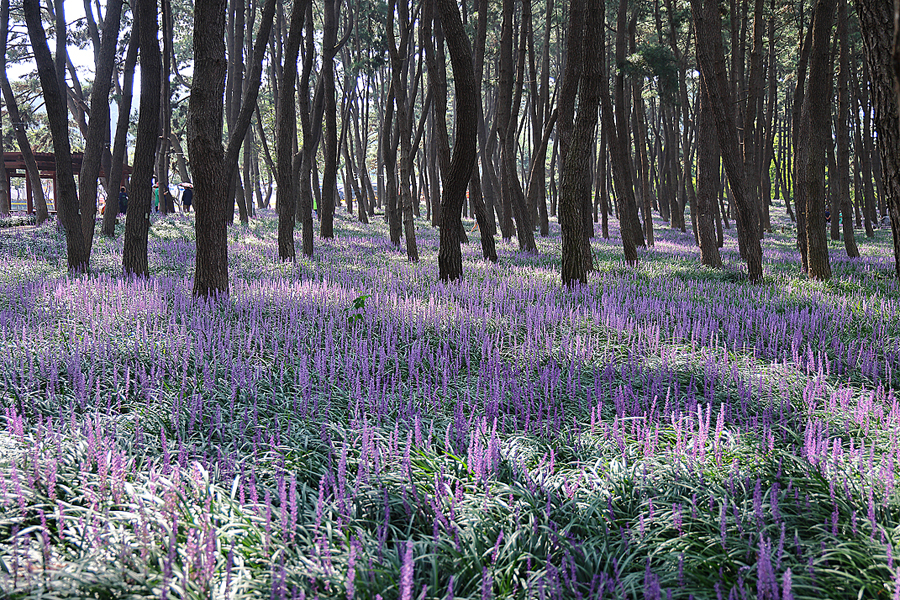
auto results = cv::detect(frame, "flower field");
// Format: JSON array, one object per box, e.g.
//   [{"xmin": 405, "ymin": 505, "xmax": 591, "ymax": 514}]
[{"xmin": 0, "ymin": 208, "xmax": 898, "ymax": 599}]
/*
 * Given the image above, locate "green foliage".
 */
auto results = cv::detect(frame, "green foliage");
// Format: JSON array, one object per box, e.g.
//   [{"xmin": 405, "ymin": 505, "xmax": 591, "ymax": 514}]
[
  {"xmin": 347, "ymin": 293, "xmax": 370, "ymax": 326},
  {"xmin": 626, "ymin": 43, "xmax": 680, "ymax": 104}
]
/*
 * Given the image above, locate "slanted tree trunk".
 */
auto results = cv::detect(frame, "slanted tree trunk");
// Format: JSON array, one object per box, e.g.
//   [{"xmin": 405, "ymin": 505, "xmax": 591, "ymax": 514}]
[
  {"xmin": 382, "ymin": 83, "xmax": 402, "ymax": 246},
  {"xmin": 629, "ymin": 20, "xmax": 654, "ymax": 246},
  {"xmin": 851, "ymin": 59, "xmax": 876, "ymax": 237},
  {"xmin": 799, "ymin": 0, "xmax": 836, "ymax": 280},
  {"xmin": 856, "ymin": 0, "xmax": 900, "ymax": 278},
  {"xmin": 742, "ymin": 0, "xmax": 765, "ymax": 245},
  {"xmin": 101, "ymin": 18, "xmax": 139, "ymax": 237},
  {"xmin": 224, "ymin": 0, "xmax": 244, "ymax": 223},
  {"xmin": 556, "ymin": 0, "xmax": 584, "ymax": 196},
  {"xmin": 607, "ymin": 0, "xmax": 645, "ymax": 262},
  {"xmin": 0, "ymin": 108, "xmax": 5, "ymax": 215},
  {"xmin": 435, "ymin": 0, "xmax": 477, "ymax": 281},
  {"xmin": 691, "ymin": 0, "xmax": 763, "ymax": 281},
  {"xmin": 496, "ymin": 0, "xmax": 536, "ymax": 252},
  {"xmin": 760, "ymin": 0, "xmax": 777, "ymax": 234},
  {"xmin": 387, "ymin": 0, "xmax": 418, "ymax": 261},
  {"xmin": 0, "ymin": 0, "xmax": 47, "ymax": 224},
  {"xmin": 423, "ymin": 0, "xmax": 449, "ymax": 223},
  {"xmin": 473, "ymin": 0, "xmax": 499, "ymax": 237},
  {"xmin": 23, "ymin": 0, "xmax": 87, "ymax": 271},
  {"xmin": 534, "ymin": 0, "xmax": 553, "ymax": 236},
  {"xmin": 597, "ymin": 115, "xmax": 610, "ymax": 239},
  {"xmin": 79, "ymin": 0, "xmax": 124, "ymax": 250}
]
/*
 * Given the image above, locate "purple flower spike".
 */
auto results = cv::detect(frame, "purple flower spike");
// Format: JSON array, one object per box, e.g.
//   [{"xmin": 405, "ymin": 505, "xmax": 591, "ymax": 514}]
[
  {"xmin": 782, "ymin": 568, "xmax": 793, "ymax": 600},
  {"xmin": 400, "ymin": 540, "xmax": 414, "ymax": 600}
]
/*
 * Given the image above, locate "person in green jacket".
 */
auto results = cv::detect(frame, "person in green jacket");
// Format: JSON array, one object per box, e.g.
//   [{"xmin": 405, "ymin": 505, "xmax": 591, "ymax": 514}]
[{"xmin": 152, "ymin": 183, "xmax": 159, "ymax": 212}]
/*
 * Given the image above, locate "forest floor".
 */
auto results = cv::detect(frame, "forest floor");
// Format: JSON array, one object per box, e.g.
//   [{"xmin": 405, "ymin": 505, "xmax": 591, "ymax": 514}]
[{"xmin": 0, "ymin": 204, "xmax": 897, "ymax": 599}]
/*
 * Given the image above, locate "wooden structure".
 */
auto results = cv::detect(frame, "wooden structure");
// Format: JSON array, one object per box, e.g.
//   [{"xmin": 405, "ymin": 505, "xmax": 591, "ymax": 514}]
[{"xmin": 3, "ymin": 152, "xmax": 132, "ymax": 213}]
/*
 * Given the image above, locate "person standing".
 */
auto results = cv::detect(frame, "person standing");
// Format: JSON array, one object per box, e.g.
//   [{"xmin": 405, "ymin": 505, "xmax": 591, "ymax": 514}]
[
  {"xmin": 118, "ymin": 186, "xmax": 128, "ymax": 215},
  {"xmin": 180, "ymin": 182, "xmax": 193, "ymax": 212}
]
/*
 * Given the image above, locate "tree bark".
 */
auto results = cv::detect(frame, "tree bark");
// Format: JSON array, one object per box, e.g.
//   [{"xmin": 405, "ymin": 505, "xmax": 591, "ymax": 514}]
[
  {"xmin": 742, "ymin": 0, "xmax": 765, "ymax": 244},
  {"xmin": 101, "ymin": 18, "xmax": 139, "ymax": 237},
  {"xmin": 496, "ymin": 0, "xmax": 536, "ymax": 251},
  {"xmin": 614, "ymin": 0, "xmax": 646, "ymax": 251},
  {"xmin": 79, "ymin": 0, "xmax": 124, "ymax": 249},
  {"xmin": 319, "ymin": 0, "xmax": 348, "ymax": 239},
  {"xmin": 473, "ymin": 0, "xmax": 499, "ymax": 237},
  {"xmin": 382, "ymin": 83, "xmax": 402, "ymax": 246},
  {"xmin": 23, "ymin": 0, "xmax": 87, "ymax": 271},
  {"xmin": 606, "ymin": 0, "xmax": 645, "ymax": 262},
  {"xmin": 297, "ymin": 2, "xmax": 319, "ymax": 256},
  {"xmin": 388, "ymin": 0, "xmax": 418, "ymax": 261},
  {"xmin": 792, "ymin": 22, "xmax": 814, "ymax": 271},
  {"xmin": 276, "ymin": 0, "xmax": 307, "ymax": 261},
  {"xmin": 122, "ymin": 0, "xmax": 161, "ymax": 277},
  {"xmin": 691, "ymin": 0, "xmax": 763, "ymax": 281},
  {"xmin": 837, "ymin": 0, "xmax": 859, "ymax": 257},
  {"xmin": 856, "ymin": 0, "xmax": 900, "ymax": 279},
  {"xmin": 188, "ymin": 0, "xmax": 229, "ymax": 295},
  {"xmin": 435, "ymin": 0, "xmax": 477, "ymax": 281},
  {"xmin": 560, "ymin": 0, "xmax": 602, "ymax": 286},
  {"xmin": 799, "ymin": 0, "xmax": 836, "ymax": 280},
  {"xmin": 0, "ymin": 0, "xmax": 48, "ymax": 224},
  {"xmin": 697, "ymin": 73, "xmax": 724, "ymax": 268}
]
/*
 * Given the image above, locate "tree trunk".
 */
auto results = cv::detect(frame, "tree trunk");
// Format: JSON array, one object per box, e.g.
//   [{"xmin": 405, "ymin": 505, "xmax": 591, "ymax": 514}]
[
  {"xmin": 799, "ymin": 0, "xmax": 836, "ymax": 280},
  {"xmin": 101, "ymin": 20, "xmax": 139, "ymax": 237},
  {"xmin": 556, "ymin": 0, "xmax": 584, "ymax": 191},
  {"xmin": 435, "ymin": 0, "xmax": 477, "ymax": 281},
  {"xmin": 741, "ymin": 0, "xmax": 765, "ymax": 245},
  {"xmin": 632, "ymin": 79, "xmax": 654, "ymax": 246},
  {"xmin": 187, "ymin": 0, "xmax": 227, "ymax": 295},
  {"xmin": 697, "ymin": 73, "xmax": 724, "ymax": 268},
  {"xmin": 122, "ymin": 0, "xmax": 161, "ymax": 277},
  {"xmin": 276, "ymin": 0, "xmax": 307, "ymax": 261},
  {"xmin": 608, "ymin": 0, "xmax": 645, "ymax": 261},
  {"xmin": 23, "ymin": 0, "xmax": 87, "ymax": 271},
  {"xmin": 189, "ymin": 0, "xmax": 274, "ymax": 295},
  {"xmin": 0, "ymin": 0, "xmax": 48, "ymax": 224},
  {"xmin": 382, "ymin": 84, "xmax": 402, "ymax": 246},
  {"xmin": 837, "ymin": 0, "xmax": 859, "ymax": 257},
  {"xmin": 793, "ymin": 22, "xmax": 814, "ymax": 271},
  {"xmin": 856, "ymin": 0, "xmax": 900, "ymax": 279},
  {"xmin": 297, "ymin": 2, "xmax": 319, "ymax": 256},
  {"xmin": 691, "ymin": 0, "xmax": 763, "ymax": 281},
  {"xmin": 597, "ymin": 116, "xmax": 610, "ymax": 239},
  {"xmin": 319, "ymin": 0, "xmax": 344, "ymax": 239},
  {"xmin": 560, "ymin": 0, "xmax": 603, "ymax": 286},
  {"xmin": 851, "ymin": 57, "xmax": 877, "ymax": 237},
  {"xmin": 496, "ymin": 0, "xmax": 536, "ymax": 251},
  {"xmin": 388, "ymin": 0, "xmax": 418, "ymax": 261},
  {"xmin": 79, "ymin": 0, "xmax": 124, "ymax": 250}
]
